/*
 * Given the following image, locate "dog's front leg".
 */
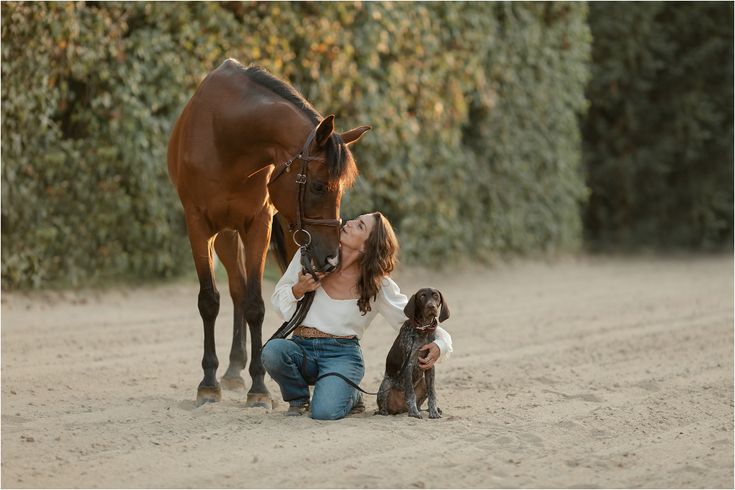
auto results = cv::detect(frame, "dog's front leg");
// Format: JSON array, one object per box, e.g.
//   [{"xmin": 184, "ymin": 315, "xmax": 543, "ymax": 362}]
[
  {"xmin": 376, "ymin": 377, "xmax": 392, "ymax": 415},
  {"xmin": 425, "ymin": 367, "xmax": 441, "ymax": 419},
  {"xmin": 404, "ymin": 363, "xmax": 422, "ymax": 419}
]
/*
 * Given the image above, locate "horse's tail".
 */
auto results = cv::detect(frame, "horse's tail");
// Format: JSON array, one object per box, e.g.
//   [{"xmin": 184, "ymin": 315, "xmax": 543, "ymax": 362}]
[{"xmin": 269, "ymin": 213, "xmax": 290, "ymax": 273}]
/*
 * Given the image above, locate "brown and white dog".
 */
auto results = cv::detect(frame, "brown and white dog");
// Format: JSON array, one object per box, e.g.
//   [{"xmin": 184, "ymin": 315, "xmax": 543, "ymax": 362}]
[{"xmin": 376, "ymin": 288, "xmax": 450, "ymax": 419}]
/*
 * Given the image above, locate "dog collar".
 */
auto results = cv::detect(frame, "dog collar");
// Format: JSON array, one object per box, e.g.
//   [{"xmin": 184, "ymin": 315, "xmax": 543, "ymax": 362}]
[{"xmin": 413, "ymin": 317, "xmax": 438, "ymax": 333}]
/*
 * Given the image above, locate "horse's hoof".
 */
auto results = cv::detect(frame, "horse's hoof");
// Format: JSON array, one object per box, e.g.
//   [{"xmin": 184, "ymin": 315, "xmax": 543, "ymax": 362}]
[
  {"xmin": 220, "ymin": 375, "xmax": 246, "ymax": 391},
  {"xmin": 245, "ymin": 392, "xmax": 274, "ymax": 409},
  {"xmin": 196, "ymin": 386, "xmax": 222, "ymax": 406}
]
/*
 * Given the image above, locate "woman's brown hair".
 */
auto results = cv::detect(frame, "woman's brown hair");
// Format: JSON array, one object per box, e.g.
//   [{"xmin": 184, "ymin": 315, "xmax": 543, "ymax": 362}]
[{"xmin": 356, "ymin": 212, "xmax": 399, "ymax": 315}]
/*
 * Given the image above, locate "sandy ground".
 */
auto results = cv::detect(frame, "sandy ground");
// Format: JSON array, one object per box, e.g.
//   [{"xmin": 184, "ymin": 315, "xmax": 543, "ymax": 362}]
[{"xmin": 1, "ymin": 254, "xmax": 733, "ymax": 488}]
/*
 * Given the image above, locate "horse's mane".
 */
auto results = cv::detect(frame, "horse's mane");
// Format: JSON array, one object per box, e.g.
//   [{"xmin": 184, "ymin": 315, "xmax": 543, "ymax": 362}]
[{"xmin": 238, "ymin": 62, "xmax": 358, "ymax": 188}]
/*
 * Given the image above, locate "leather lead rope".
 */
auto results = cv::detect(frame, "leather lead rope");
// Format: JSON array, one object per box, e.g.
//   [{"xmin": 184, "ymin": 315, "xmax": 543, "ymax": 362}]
[{"xmin": 267, "ymin": 245, "xmax": 318, "ymax": 343}]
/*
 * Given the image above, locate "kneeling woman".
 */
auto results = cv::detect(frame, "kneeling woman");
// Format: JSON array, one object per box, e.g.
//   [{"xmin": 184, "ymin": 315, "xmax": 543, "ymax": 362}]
[{"xmin": 262, "ymin": 212, "xmax": 453, "ymax": 420}]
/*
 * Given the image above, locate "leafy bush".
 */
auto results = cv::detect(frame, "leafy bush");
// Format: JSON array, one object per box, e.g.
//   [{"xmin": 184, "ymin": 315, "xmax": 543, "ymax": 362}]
[
  {"xmin": 583, "ymin": 2, "xmax": 734, "ymax": 249},
  {"xmin": 2, "ymin": 2, "xmax": 591, "ymax": 289}
]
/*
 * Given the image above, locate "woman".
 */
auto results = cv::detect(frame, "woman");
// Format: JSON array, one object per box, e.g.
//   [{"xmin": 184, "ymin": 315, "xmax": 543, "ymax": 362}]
[{"xmin": 262, "ymin": 212, "xmax": 453, "ymax": 420}]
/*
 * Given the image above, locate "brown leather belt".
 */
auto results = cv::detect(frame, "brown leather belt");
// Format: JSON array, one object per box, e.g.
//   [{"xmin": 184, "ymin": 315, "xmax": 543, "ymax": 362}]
[{"xmin": 293, "ymin": 326, "xmax": 356, "ymax": 339}]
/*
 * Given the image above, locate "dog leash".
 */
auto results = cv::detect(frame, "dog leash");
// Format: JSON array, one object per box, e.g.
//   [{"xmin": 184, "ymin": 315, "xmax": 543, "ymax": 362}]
[
  {"xmin": 281, "ymin": 339, "xmax": 402, "ymax": 396},
  {"xmin": 312, "ymin": 336, "xmax": 418, "ymax": 396},
  {"xmin": 314, "ymin": 371, "xmax": 386, "ymax": 396}
]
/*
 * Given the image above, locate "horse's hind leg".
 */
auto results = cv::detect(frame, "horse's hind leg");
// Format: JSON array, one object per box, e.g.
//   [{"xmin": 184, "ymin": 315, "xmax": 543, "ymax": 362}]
[
  {"xmin": 214, "ymin": 230, "xmax": 248, "ymax": 391},
  {"xmin": 186, "ymin": 215, "xmax": 222, "ymax": 405},
  {"xmin": 241, "ymin": 211, "xmax": 275, "ymax": 408}
]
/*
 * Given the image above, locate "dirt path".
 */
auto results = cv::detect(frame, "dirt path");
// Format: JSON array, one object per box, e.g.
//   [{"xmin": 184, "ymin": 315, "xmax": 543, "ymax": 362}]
[{"xmin": 2, "ymin": 255, "xmax": 732, "ymax": 488}]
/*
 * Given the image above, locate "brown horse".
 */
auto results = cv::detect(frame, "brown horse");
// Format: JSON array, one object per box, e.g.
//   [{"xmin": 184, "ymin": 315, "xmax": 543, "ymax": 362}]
[{"xmin": 167, "ymin": 59, "xmax": 370, "ymax": 406}]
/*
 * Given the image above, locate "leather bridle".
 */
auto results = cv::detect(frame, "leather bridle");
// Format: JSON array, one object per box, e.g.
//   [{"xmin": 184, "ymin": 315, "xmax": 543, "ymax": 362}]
[
  {"xmin": 267, "ymin": 126, "xmax": 344, "ymax": 342},
  {"xmin": 269, "ymin": 125, "xmax": 343, "ymax": 256}
]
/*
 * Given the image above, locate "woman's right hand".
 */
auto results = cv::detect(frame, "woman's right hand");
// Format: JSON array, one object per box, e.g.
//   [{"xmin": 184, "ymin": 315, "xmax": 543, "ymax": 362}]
[{"xmin": 292, "ymin": 271, "xmax": 325, "ymax": 299}]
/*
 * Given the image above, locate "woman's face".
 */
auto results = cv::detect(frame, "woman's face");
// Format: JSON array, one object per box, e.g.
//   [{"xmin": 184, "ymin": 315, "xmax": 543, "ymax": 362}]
[{"xmin": 340, "ymin": 213, "xmax": 375, "ymax": 253}]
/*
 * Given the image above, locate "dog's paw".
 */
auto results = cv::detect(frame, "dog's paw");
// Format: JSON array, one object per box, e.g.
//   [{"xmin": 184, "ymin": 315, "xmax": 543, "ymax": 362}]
[
  {"xmin": 408, "ymin": 410, "xmax": 423, "ymax": 419},
  {"xmin": 374, "ymin": 409, "xmax": 389, "ymax": 416},
  {"xmin": 429, "ymin": 410, "xmax": 442, "ymax": 419}
]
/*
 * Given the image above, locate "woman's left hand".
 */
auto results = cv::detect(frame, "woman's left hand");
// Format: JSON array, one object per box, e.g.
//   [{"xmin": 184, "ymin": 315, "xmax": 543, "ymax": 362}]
[{"xmin": 418, "ymin": 342, "xmax": 440, "ymax": 370}]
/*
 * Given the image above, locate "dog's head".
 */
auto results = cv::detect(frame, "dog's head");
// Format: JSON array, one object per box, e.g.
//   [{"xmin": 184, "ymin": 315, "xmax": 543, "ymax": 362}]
[{"xmin": 404, "ymin": 288, "xmax": 450, "ymax": 325}]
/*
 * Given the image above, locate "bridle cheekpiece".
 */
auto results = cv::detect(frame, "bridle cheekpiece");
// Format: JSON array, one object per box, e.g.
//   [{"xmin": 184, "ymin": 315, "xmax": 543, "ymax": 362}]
[{"xmin": 268, "ymin": 125, "xmax": 343, "ymax": 277}]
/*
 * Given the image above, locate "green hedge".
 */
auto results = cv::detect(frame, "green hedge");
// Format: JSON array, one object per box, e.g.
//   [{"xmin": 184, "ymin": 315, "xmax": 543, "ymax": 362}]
[
  {"xmin": 2, "ymin": 2, "xmax": 591, "ymax": 289},
  {"xmin": 583, "ymin": 2, "xmax": 734, "ymax": 249}
]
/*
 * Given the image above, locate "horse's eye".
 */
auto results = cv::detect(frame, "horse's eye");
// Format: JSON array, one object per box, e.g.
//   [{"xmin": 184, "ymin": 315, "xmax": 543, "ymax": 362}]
[{"xmin": 311, "ymin": 182, "xmax": 325, "ymax": 194}]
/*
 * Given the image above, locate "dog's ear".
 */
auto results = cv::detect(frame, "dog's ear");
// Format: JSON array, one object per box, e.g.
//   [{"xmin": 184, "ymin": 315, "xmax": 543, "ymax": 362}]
[
  {"xmin": 404, "ymin": 293, "xmax": 417, "ymax": 321},
  {"xmin": 438, "ymin": 290, "xmax": 450, "ymax": 322}
]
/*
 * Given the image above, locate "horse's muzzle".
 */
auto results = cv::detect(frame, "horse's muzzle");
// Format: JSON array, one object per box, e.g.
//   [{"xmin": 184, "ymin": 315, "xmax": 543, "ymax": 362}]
[{"xmin": 322, "ymin": 246, "xmax": 340, "ymax": 273}]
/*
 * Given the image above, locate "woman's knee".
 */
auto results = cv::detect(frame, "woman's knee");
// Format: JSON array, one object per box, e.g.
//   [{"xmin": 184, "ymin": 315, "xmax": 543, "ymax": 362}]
[
  {"xmin": 261, "ymin": 339, "xmax": 290, "ymax": 372},
  {"xmin": 310, "ymin": 386, "xmax": 356, "ymax": 420},
  {"xmin": 310, "ymin": 401, "xmax": 351, "ymax": 421}
]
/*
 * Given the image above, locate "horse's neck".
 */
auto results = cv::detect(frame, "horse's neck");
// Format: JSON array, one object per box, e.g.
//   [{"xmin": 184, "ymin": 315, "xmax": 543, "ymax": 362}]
[{"xmin": 262, "ymin": 104, "xmax": 315, "ymax": 173}]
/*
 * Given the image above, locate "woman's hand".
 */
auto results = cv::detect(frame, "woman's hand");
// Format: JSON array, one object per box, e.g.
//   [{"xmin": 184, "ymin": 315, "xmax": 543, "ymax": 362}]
[
  {"xmin": 418, "ymin": 342, "xmax": 440, "ymax": 370},
  {"xmin": 292, "ymin": 271, "xmax": 326, "ymax": 299}
]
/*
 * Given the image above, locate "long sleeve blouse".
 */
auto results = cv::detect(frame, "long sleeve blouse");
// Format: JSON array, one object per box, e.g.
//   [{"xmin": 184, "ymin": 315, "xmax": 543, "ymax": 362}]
[{"xmin": 271, "ymin": 249, "xmax": 453, "ymax": 361}]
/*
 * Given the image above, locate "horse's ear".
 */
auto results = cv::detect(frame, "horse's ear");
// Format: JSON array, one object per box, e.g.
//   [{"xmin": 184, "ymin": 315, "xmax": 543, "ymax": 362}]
[
  {"xmin": 438, "ymin": 290, "xmax": 450, "ymax": 322},
  {"xmin": 404, "ymin": 293, "xmax": 417, "ymax": 321},
  {"xmin": 315, "ymin": 114, "xmax": 335, "ymax": 148},
  {"xmin": 340, "ymin": 125, "xmax": 371, "ymax": 146}
]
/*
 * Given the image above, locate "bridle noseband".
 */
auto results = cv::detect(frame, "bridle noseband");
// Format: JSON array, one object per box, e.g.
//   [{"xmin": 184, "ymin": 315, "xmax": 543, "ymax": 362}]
[{"xmin": 269, "ymin": 125, "xmax": 342, "ymax": 276}]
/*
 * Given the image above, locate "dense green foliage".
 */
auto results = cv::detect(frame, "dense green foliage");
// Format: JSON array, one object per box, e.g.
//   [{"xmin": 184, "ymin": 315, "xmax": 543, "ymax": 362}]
[
  {"xmin": 584, "ymin": 2, "xmax": 734, "ymax": 249},
  {"xmin": 2, "ymin": 2, "xmax": 197, "ymax": 288},
  {"xmin": 4, "ymin": 2, "xmax": 732, "ymax": 291},
  {"xmin": 2, "ymin": 2, "xmax": 592, "ymax": 289}
]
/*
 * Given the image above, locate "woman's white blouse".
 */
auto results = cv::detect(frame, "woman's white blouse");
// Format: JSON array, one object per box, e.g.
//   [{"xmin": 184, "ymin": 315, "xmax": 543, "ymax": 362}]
[{"xmin": 271, "ymin": 249, "xmax": 453, "ymax": 361}]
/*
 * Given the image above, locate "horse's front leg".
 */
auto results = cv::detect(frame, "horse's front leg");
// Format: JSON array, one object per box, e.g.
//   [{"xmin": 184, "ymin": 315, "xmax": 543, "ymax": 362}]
[
  {"xmin": 241, "ymin": 214, "xmax": 274, "ymax": 408},
  {"xmin": 186, "ymin": 216, "xmax": 221, "ymax": 405}
]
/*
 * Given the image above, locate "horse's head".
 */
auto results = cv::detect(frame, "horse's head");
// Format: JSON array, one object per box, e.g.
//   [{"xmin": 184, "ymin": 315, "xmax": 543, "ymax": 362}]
[{"xmin": 268, "ymin": 115, "xmax": 370, "ymax": 273}]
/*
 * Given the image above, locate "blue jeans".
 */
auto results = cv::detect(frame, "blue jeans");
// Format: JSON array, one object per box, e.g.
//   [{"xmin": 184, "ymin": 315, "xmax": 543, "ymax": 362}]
[{"xmin": 262, "ymin": 336, "xmax": 365, "ymax": 420}]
